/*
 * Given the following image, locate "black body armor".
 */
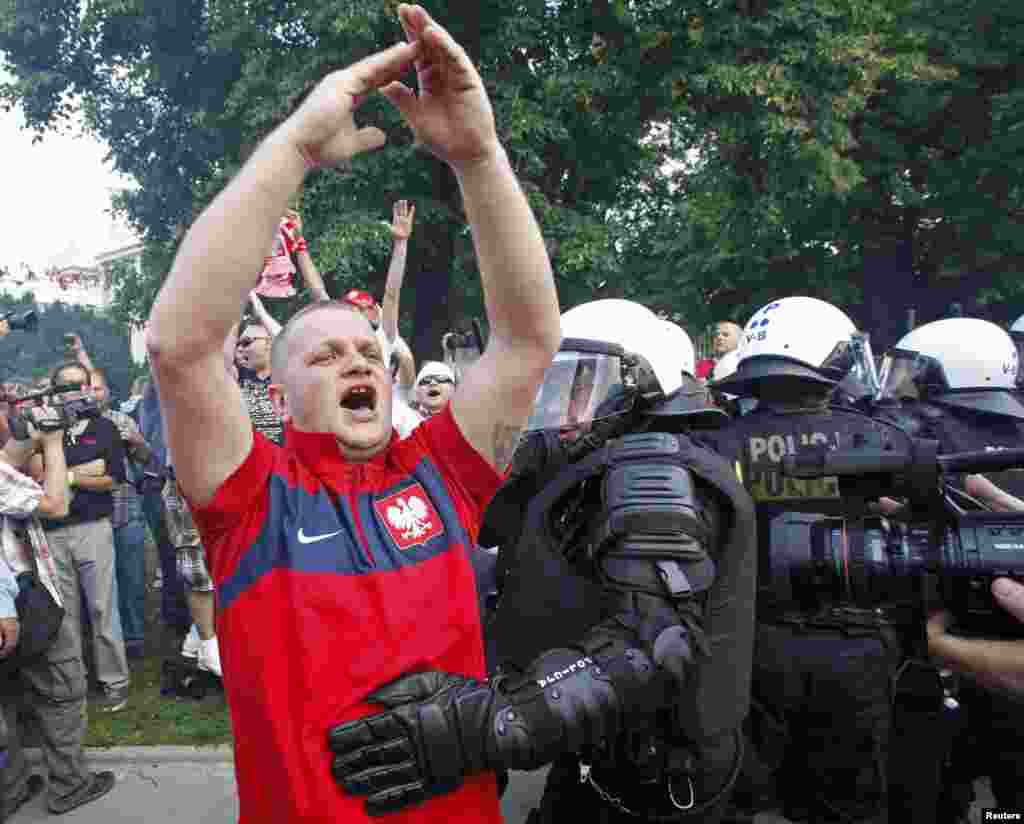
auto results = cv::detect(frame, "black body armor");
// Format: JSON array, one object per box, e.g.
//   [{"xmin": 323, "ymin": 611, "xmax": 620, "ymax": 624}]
[{"xmin": 492, "ymin": 429, "xmax": 757, "ymax": 822}]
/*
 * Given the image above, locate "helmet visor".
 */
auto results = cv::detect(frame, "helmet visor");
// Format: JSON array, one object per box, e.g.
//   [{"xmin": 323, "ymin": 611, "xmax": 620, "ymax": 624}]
[
  {"xmin": 878, "ymin": 349, "xmax": 949, "ymax": 401},
  {"xmin": 819, "ymin": 339, "xmax": 857, "ymax": 382},
  {"xmin": 1012, "ymin": 333, "xmax": 1024, "ymax": 389},
  {"xmin": 526, "ymin": 351, "xmax": 633, "ymax": 433}
]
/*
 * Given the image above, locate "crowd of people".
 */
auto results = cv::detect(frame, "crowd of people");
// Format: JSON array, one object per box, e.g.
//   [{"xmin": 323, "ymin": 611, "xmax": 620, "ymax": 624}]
[{"xmin": 1, "ymin": 4, "xmax": 1023, "ymax": 823}]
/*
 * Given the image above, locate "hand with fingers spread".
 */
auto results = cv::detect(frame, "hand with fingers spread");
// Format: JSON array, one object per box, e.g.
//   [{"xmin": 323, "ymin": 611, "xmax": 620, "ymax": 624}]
[
  {"xmin": 928, "ymin": 577, "xmax": 1024, "ymax": 696},
  {"xmin": 390, "ymin": 200, "xmax": 415, "ymax": 241},
  {"xmin": 381, "ymin": 4, "xmax": 500, "ymax": 170}
]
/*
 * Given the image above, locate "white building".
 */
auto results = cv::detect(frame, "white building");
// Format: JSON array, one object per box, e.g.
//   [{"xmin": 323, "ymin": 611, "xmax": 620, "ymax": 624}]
[{"xmin": 94, "ymin": 240, "xmax": 147, "ymax": 364}]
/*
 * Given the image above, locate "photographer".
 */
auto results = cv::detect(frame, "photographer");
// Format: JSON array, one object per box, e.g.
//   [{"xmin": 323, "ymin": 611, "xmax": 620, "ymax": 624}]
[
  {"xmin": 40, "ymin": 361, "xmax": 130, "ymax": 712},
  {"xmin": 68, "ymin": 334, "xmax": 154, "ymax": 660},
  {"xmin": 0, "ymin": 402, "xmax": 116, "ymax": 816}
]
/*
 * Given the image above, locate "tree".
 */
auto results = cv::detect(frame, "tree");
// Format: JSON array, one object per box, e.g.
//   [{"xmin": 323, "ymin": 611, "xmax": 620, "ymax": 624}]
[
  {"xmin": 1, "ymin": 0, "xmax": 677, "ymax": 357},
  {"xmin": 620, "ymin": 0, "xmax": 1024, "ymax": 344},
  {"xmin": 6, "ymin": 0, "xmax": 1024, "ymax": 352}
]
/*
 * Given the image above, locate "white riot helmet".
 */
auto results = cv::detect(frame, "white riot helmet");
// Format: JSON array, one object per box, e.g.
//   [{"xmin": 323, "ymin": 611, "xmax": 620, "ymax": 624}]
[
  {"xmin": 879, "ymin": 318, "xmax": 1024, "ymax": 418},
  {"xmin": 714, "ymin": 296, "xmax": 857, "ymax": 397},
  {"xmin": 660, "ymin": 320, "xmax": 697, "ymax": 379},
  {"xmin": 525, "ymin": 299, "xmax": 682, "ymax": 436}
]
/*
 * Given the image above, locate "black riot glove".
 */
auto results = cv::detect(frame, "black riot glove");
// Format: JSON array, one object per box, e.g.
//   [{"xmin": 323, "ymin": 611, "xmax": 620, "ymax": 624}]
[{"xmin": 328, "ymin": 638, "xmax": 671, "ymax": 816}]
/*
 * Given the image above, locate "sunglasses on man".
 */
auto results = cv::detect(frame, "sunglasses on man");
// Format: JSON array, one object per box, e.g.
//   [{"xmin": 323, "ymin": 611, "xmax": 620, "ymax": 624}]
[{"xmin": 418, "ymin": 376, "xmax": 454, "ymax": 387}]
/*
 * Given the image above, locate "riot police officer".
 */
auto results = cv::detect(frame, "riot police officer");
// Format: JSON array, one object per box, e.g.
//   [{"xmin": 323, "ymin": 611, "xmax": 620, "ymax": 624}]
[
  {"xmin": 876, "ymin": 317, "xmax": 1024, "ymax": 823},
  {"xmin": 326, "ymin": 299, "xmax": 758, "ymax": 823},
  {"xmin": 707, "ymin": 296, "xmax": 905, "ymax": 824}
]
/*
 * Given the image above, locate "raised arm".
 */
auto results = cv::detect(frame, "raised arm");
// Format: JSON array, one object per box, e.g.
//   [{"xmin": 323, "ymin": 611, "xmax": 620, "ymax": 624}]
[
  {"xmin": 248, "ymin": 291, "xmax": 283, "ymax": 337},
  {"xmin": 286, "ymin": 210, "xmax": 329, "ymax": 301},
  {"xmin": 147, "ymin": 39, "xmax": 421, "ymax": 505},
  {"xmin": 382, "ymin": 6, "xmax": 560, "ymax": 472},
  {"xmin": 380, "ymin": 200, "xmax": 414, "ymax": 345}
]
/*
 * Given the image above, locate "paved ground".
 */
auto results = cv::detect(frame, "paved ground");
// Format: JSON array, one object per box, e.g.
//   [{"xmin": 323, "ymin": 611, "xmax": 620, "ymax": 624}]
[
  {"xmin": 11, "ymin": 746, "xmax": 998, "ymax": 823},
  {"xmin": 11, "ymin": 747, "xmax": 549, "ymax": 823}
]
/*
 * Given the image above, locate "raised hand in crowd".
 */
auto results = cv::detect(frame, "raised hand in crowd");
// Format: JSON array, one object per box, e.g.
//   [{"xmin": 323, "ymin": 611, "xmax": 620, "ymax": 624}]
[
  {"xmin": 248, "ymin": 290, "xmax": 282, "ymax": 337},
  {"xmin": 389, "ymin": 199, "xmax": 415, "ymax": 241},
  {"xmin": 928, "ymin": 577, "xmax": 1024, "ymax": 697}
]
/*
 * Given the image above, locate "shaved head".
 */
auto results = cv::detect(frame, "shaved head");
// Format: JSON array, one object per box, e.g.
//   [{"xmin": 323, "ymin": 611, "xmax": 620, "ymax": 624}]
[{"xmin": 271, "ymin": 301, "xmax": 370, "ymax": 380}]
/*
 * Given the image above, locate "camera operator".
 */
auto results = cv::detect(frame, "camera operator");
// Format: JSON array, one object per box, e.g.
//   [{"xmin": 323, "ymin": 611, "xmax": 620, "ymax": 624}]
[
  {"xmin": 40, "ymin": 361, "xmax": 130, "ymax": 712},
  {"xmin": 69, "ymin": 334, "xmax": 155, "ymax": 659},
  {"xmin": 706, "ymin": 297, "xmax": 905, "ymax": 824},
  {"xmin": 876, "ymin": 317, "xmax": 1024, "ymax": 823},
  {"xmin": 0, "ymin": 402, "xmax": 116, "ymax": 815}
]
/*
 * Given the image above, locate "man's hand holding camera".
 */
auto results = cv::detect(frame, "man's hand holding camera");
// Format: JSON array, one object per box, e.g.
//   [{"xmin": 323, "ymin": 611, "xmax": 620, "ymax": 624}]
[{"xmin": 928, "ymin": 577, "xmax": 1024, "ymax": 696}]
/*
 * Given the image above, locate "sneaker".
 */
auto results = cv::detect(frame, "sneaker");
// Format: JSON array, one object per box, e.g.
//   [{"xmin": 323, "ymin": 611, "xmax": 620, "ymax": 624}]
[
  {"xmin": 48, "ymin": 770, "xmax": 116, "ymax": 815},
  {"xmin": 181, "ymin": 624, "xmax": 201, "ymax": 659},
  {"xmin": 95, "ymin": 687, "xmax": 128, "ymax": 713},
  {"xmin": 198, "ymin": 637, "xmax": 222, "ymax": 678}
]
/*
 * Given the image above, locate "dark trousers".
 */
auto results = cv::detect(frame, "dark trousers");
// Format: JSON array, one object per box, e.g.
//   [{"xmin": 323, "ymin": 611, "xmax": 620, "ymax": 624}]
[
  {"xmin": 113, "ymin": 516, "xmax": 147, "ymax": 647},
  {"xmin": 1, "ymin": 605, "xmax": 92, "ymax": 810},
  {"xmin": 938, "ymin": 683, "xmax": 1024, "ymax": 822},
  {"xmin": 733, "ymin": 623, "xmax": 897, "ymax": 824},
  {"xmin": 141, "ymin": 491, "xmax": 190, "ymax": 632}
]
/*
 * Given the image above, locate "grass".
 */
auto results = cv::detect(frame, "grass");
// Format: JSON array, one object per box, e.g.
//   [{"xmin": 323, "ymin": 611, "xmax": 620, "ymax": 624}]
[{"xmin": 85, "ymin": 655, "xmax": 233, "ymax": 748}]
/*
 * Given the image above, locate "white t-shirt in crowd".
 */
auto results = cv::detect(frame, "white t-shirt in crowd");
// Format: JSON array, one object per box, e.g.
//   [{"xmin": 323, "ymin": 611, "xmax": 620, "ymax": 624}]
[{"xmin": 392, "ymin": 397, "xmax": 425, "ymax": 439}]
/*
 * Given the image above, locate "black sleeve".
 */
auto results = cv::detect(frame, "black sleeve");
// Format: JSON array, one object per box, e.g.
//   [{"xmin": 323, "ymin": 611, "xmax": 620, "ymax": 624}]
[{"xmin": 102, "ymin": 418, "xmax": 127, "ymax": 484}]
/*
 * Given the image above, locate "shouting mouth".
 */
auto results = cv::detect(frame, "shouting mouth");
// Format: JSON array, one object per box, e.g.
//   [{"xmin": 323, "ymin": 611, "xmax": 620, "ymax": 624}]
[{"xmin": 340, "ymin": 384, "xmax": 378, "ymax": 422}]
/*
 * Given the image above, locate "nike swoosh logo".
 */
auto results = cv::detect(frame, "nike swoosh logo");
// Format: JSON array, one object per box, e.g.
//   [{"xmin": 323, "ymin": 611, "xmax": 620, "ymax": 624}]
[{"xmin": 297, "ymin": 528, "xmax": 343, "ymax": 545}]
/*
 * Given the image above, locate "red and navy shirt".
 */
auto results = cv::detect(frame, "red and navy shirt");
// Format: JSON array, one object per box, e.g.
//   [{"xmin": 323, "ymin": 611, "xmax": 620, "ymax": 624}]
[{"xmin": 192, "ymin": 407, "xmax": 505, "ymax": 824}]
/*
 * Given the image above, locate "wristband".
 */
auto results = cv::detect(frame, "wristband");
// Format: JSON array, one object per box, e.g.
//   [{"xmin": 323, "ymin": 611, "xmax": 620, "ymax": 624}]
[{"xmin": 67, "ymin": 471, "xmax": 76, "ymax": 487}]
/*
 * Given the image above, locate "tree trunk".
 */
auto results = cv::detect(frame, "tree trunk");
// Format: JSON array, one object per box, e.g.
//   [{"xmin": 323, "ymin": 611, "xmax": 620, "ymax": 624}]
[{"xmin": 410, "ymin": 0, "xmax": 480, "ymax": 366}]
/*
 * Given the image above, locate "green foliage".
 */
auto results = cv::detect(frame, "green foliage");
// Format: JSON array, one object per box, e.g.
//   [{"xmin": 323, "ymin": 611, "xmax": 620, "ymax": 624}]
[{"xmin": 4, "ymin": 0, "xmax": 1024, "ymax": 349}]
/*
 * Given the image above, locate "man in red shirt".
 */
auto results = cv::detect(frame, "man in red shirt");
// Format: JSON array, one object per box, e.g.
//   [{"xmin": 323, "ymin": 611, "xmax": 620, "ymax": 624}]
[{"xmin": 147, "ymin": 6, "xmax": 560, "ymax": 822}]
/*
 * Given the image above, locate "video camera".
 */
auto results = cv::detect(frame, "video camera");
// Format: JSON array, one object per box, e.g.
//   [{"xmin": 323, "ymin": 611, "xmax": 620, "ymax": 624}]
[
  {"xmin": 780, "ymin": 433, "xmax": 1024, "ymax": 639},
  {"xmin": 1, "ymin": 309, "xmax": 39, "ymax": 334},
  {"xmin": 6, "ymin": 383, "xmax": 101, "ymax": 440}
]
